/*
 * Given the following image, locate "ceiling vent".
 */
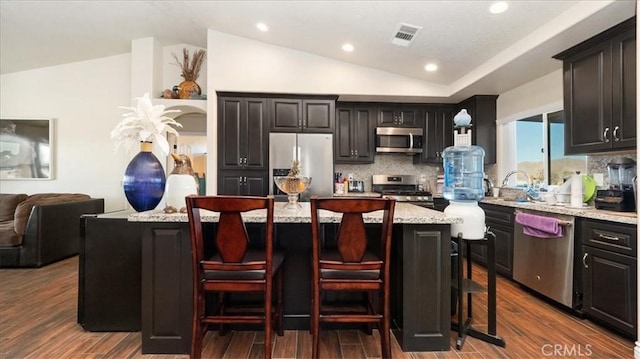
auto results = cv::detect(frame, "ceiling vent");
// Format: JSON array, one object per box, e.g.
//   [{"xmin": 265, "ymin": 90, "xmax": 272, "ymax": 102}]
[{"xmin": 391, "ymin": 23, "xmax": 423, "ymax": 47}]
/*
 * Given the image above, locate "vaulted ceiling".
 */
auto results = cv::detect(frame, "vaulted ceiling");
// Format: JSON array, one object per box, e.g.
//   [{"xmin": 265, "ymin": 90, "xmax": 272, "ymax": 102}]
[{"xmin": 0, "ymin": 1, "xmax": 635, "ymax": 98}]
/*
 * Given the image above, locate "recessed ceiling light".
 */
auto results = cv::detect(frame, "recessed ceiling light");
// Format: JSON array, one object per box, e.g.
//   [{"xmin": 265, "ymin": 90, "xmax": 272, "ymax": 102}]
[
  {"xmin": 424, "ymin": 63, "xmax": 438, "ymax": 72},
  {"xmin": 342, "ymin": 43, "xmax": 354, "ymax": 52},
  {"xmin": 489, "ymin": 1, "xmax": 508, "ymax": 14},
  {"xmin": 256, "ymin": 23, "xmax": 269, "ymax": 32}
]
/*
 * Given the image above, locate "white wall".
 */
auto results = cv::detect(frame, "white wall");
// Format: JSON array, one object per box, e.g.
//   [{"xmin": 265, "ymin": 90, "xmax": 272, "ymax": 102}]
[
  {"xmin": 494, "ymin": 69, "xmax": 564, "ymax": 181},
  {"xmin": 496, "ymin": 69, "xmax": 563, "ymax": 124},
  {"xmin": 0, "ymin": 54, "xmax": 132, "ymax": 212}
]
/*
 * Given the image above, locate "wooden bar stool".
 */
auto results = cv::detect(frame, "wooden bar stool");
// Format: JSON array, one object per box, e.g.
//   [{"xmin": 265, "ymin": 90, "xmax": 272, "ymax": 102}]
[
  {"xmin": 310, "ymin": 196, "xmax": 396, "ymax": 359},
  {"xmin": 186, "ymin": 195, "xmax": 284, "ymax": 359}
]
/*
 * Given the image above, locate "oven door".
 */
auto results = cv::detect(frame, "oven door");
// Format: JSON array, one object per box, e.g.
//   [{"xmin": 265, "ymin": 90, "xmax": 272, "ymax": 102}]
[{"xmin": 376, "ymin": 127, "xmax": 423, "ymax": 154}]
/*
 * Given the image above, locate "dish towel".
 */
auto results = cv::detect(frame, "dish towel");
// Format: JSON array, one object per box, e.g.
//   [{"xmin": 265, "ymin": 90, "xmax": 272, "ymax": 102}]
[{"xmin": 515, "ymin": 212, "xmax": 564, "ymax": 238}]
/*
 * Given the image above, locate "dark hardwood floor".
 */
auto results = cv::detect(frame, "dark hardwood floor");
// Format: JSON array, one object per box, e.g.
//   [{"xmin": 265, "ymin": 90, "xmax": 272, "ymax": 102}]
[{"xmin": 0, "ymin": 256, "xmax": 634, "ymax": 358}]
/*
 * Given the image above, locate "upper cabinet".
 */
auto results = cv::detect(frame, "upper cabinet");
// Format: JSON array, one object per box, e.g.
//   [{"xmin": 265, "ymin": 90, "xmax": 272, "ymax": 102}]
[
  {"xmin": 456, "ymin": 95, "xmax": 498, "ymax": 164},
  {"xmin": 217, "ymin": 96, "xmax": 269, "ymax": 171},
  {"xmin": 335, "ymin": 104, "xmax": 376, "ymax": 164},
  {"xmin": 378, "ymin": 105, "xmax": 423, "ymax": 128},
  {"xmin": 270, "ymin": 97, "xmax": 336, "ymax": 133},
  {"xmin": 415, "ymin": 105, "xmax": 455, "ymax": 164},
  {"xmin": 553, "ymin": 17, "xmax": 636, "ymax": 155}
]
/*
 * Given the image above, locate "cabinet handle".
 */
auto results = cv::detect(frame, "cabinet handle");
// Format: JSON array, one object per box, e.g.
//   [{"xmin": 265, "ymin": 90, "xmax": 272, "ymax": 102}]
[
  {"xmin": 582, "ymin": 253, "xmax": 588, "ymax": 268},
  {"xmin": 613, "ymin": 126, "xmax": 620, "ymax": 142},
  {"xmin": 598, "ymin": 233, "xmax": 620, "ymax": 241},
  {"xmin": 603, "ymin": 127, "xmax": 610, "ymax": 143},
  {"xmin": 354, "ymin": 150, "xmax": 358, "ymax": 157}
]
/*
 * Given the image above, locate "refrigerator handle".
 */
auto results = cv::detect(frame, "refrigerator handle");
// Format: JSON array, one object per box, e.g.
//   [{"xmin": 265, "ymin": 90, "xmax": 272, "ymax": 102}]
[{"xmin": 409, "ymin": 132, "xmax": 414, "ymax": 150}]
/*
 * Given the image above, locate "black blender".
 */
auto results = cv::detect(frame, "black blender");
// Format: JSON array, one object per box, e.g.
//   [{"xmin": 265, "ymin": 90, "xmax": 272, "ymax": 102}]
[{"xmin": 594, "ymin": 158, "xmax": 636, "ymax": 212}]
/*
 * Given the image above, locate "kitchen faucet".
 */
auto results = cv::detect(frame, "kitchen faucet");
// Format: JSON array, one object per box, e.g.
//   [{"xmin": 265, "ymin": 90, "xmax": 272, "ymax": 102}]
[{"xmin": 501, "ymin": 170, "xmax": 531, "ymax": 188}]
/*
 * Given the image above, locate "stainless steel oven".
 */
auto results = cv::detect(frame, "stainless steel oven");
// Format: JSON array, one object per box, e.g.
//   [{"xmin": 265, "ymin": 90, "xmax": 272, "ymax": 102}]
[
  {"xmin": 376, "ymin": 127, "xmax": 423, "ymax": 154},
  {"xmin": 371, "ymin": 174, "xmax": 434, "ymax": 208},
  {"xmin": 513, "ymin": 209, "xmax": 576, "ymax": 308}
]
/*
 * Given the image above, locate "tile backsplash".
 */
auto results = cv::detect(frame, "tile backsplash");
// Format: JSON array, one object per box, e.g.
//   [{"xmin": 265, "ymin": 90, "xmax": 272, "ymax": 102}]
[
  {"xmin": 335, "ymin": 151, "xmax": 636, "ymax": 193},
  {"xmin": 587, "ymin": 151, "xmax": 636, "ymax": 188}
]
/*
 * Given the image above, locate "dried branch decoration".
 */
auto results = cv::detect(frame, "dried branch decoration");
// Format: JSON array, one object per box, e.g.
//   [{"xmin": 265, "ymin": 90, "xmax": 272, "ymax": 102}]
[{"xmin": 172, "ymin": 48, "xmax": 206, "ymax": 82}]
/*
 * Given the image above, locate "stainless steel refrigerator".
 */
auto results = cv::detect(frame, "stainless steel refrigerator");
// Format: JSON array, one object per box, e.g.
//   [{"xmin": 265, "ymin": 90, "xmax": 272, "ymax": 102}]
[{"xmin": 269, "ymin": 133, "xmax": 334, "ymax": 201}]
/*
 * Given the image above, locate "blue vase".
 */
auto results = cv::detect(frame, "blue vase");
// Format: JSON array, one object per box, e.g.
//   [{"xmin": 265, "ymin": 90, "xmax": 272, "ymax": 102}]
[{"xmin": 123, "ymin": 142, "xmax": 166, "ymax": 212}]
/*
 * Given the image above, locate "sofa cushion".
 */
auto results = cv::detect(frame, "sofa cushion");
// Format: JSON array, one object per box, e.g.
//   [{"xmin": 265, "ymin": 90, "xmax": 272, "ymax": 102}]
[
  {"xmin": 14, "ymin": 193, "xmax": 91, "ymax": 236},
  {"xmin": 0, "ymin": 220, "xmax": 22, "ymax": 246},
  {"xmin": 0, "ymin": 193, "xmax": 28, "ymax": 222}
]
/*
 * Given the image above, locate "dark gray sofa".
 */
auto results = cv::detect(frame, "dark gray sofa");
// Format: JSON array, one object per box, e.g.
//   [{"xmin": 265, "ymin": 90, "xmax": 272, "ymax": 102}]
[{"xmin": 0, "ymin": 193, "xmax": 104, "ymax": 268}]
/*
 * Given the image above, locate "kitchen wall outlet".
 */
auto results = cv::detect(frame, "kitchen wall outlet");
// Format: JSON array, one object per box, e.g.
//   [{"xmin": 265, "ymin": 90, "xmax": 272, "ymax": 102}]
[{"xmin": 593, "ymin": 173, "xmax": 604, "ymax": 186}]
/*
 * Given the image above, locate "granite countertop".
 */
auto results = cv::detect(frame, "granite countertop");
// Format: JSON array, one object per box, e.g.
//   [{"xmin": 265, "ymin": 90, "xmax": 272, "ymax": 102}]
[
  {"xmin": 481, "ymin": 198, "xmax": 637, "ymax": 225},
  {"xmin": 333, "ymin": 192, "xmax": 381, "ymax": 198},
  {"xmin": 128, "ymin": 202, "xmax": 462, "ymax": 225}
]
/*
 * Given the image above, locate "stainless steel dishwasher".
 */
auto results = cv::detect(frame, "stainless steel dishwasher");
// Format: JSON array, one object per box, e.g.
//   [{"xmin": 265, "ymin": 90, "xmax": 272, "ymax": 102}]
[{"xmin": 513, "ymin": 209, "xmax": 575, "ymax": 308}]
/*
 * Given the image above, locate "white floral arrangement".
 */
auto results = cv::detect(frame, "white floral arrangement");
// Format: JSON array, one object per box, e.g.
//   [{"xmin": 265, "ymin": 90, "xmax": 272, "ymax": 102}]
[{"xmin": 111, "ymin": 93, "xmax": 182, "ymax": 156}]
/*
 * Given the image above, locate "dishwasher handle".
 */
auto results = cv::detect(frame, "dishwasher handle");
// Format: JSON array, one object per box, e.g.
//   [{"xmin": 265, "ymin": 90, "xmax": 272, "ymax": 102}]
[{"xmin": 582, "ymin": 253, "xmax": 589, "ymax": 268}]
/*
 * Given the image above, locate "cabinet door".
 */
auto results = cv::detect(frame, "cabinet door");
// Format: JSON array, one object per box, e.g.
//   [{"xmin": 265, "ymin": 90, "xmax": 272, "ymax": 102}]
[
  {"xmin": 335, "ymin": 106, "xmax": 374, "ymax": 164},
  {"xmin": 488, "ymin": 224, "xmax": 513, "ymax": 279},
  {"xmin": 421, "ymin": 107, "xmax": 453, "ymax": 163},
  {"xmin": 335, "ymin": 107, "xmax": 353, "ymax": 161},
  {"xmin": 378, "ymin": 106, "xmax": 422, "ymax": 127},
  {"xmin": 270, "ymin": 99, "xmax": 302, "ymax": 132},
  {"xmin": 563, "ymin": 42, "xmax": 613, "ymax": 154},
  {"xmin": 218, "ymin": 97, "xmax": 268, "ymax": 171},
  {"xmin": 244, "ymin": 98, "xmax": 268, "ymax": 169},
  {"xmin": 378, "ymin": 106, "xmax": 396, "ymax": 126},
  {"xmin": 351, "ymin": 107, "xmax": 375, "ymax": 163},
  {"xmin": 218, "ymin": 172, "xmax": 244, "ymax": 195},
  {"xmin": 582, "ymin": 245, "xmax": 637, "ymax": 336},
  {"xmin": 303, "ymin": 99, "xmax": 334, "ymax": 133},
  {"xmin": 218, "ymin": 97, "xmax": 243, "ymax": 169},
  {"xmin": 458, "ymin": 96, "xmax": 497, "ymax": 164},
  {"xmin": 397, "ymin": 107, "xmax": 421, "ymax": 127},
  {"xmin": 611, "ymin": 29, "xmax": 636, "ymax": 150},
  {"xmin": 218, "ymin": 171, "xmax": 268, "ymax": 196},
  {"xmin": 245, "ymin": 173, "xmax": 269, "ymax": 196}
]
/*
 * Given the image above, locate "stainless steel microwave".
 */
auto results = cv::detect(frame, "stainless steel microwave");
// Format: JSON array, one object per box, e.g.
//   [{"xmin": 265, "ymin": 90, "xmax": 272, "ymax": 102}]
[{"xmin": 376, "ymin": 127, "xmax": 423, "ymax": 154}]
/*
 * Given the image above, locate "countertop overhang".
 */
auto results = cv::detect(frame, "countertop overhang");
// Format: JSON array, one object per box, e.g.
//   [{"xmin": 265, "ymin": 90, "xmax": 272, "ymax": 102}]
[{"xmin": 128, "ymin": 202, "xmax": 462, "ymax": 224}]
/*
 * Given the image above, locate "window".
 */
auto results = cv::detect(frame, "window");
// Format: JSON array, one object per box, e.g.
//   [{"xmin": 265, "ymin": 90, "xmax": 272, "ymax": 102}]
[{"xmin": 513, "ymin": 110, "xmax": 586, "ymax": 187}]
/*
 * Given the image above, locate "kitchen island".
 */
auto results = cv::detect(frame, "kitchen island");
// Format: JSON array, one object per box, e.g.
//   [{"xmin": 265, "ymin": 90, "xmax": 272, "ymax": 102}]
[{"xmin": 127, "ymin": 202, "xmax": 461, "ymax": 354}]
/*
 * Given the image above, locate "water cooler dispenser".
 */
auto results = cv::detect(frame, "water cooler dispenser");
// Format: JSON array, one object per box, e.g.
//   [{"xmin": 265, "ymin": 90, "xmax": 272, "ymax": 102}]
[{"xmin": 445, "ymin": 109, "xmax": 505, "ymax": 350}]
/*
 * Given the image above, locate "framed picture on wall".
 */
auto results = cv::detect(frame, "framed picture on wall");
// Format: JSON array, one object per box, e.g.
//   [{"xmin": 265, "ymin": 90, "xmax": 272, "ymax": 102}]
[{"xmin": 0, "ymin": 118, "xmax": 55, "ymax": 180}]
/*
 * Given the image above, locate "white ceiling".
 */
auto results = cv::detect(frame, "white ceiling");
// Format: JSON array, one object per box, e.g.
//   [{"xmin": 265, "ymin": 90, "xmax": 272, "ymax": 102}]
[{"xmin": 0, "ymin": 1, "xmax": 636, "ymax": 100}]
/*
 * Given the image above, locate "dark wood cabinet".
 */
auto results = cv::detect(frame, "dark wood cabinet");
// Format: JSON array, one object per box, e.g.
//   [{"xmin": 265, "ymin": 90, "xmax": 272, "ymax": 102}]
[
  {"xmin": 416, "ymin": 105, "xmax": 454, "ymax": 164},
  {"xmin": 217, "ymin": 170, "xmax": 269, "ymax": 196},
  {"xmin": 218, "ymin": 96, "xmax": 269, "ymax": 196},
  {"xmin": 580, "ymin": 218, "xmax": 637, "ymax": 338},
  {"xmin": 477, "ymin": 203, "xmax": 515, "ymax": 278},
  {"xmin": 378, "ymin": 105, "xmax": 422, "ymax": 127},
  {"xmin": 217, "ymin": 96, "xmax": 268, "ymax": 170},
  {"xmin": 78, "ymin": 212, "xmax": 141, "ymax": 331},
  {"xmin": 335, "ymin": 104, "xmax": 375, "ymax": 163},
  {"xmin": 553, "ymin": 17, "xmax": 636, "ymax": 154},
  {"xmin": 456, "ymin": 95, "xmax": 498, "ymax": 164},
  {"xmin": 270, "ymin": 98, "xmax": 335, "ymax": 133}
]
